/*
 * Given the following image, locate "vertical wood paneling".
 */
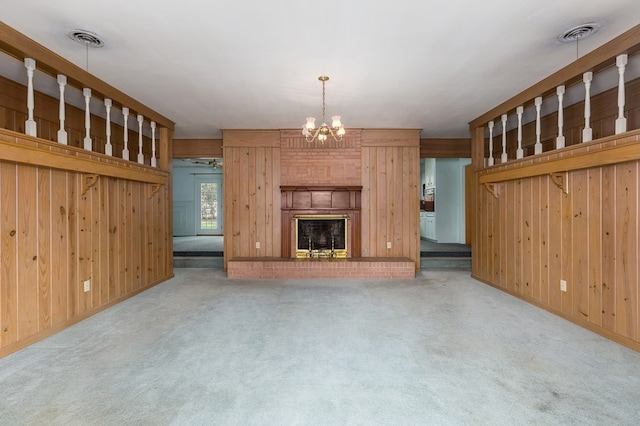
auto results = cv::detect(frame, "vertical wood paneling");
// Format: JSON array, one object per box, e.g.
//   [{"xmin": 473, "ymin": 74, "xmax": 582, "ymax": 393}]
[
  {"xmin": 99, "ymin": 178, "xmax": 110, "ymax": 305},
  {"xmin": 108, "ymin": 178, "xmax": 119, "ymax": 301},
  {"xmin": 131, "ymin": 182, "xmax": 141, "ymax": 290},
  {"xmin": 50, "ymin": 169, "xmax": 68, "ymax": 325},
  {"xmin": 547, "ymin": 166, "xmax": 562, "ymax": 311},
  {"xmin": 377, "ymin": 148, "xmax": 388, "ymax": 256},
  {"xmin": 572, "ymin": 169, "xmax": 589, "ymax": 320},
  {"xmin": 615, "ymin": 162, "xmax": 638, "ymax": 339},
  {"xmin": 248, "ymin": 149, "xmax": 257, "ymax": 257},
  {"xmin": 473, "ymin": 132, "xmax": 640, "ymax": 351},
  {"xmin": 360, "ymin": 147, "xmax": 377, "ymax": 257},
  {"xmin": 37, "ymin": 167, "xmax": 51, "ymax": 330},
  {"xmin": 90, "ymin": 183, "xmax": 101, "ymax": 308},
  {"xmin": 514, "ymin": 180, "xmax": 523, "ymax": 295},
  {"xmin": 499, "ymin": 181, "xmax": 508, "ymax": 287},
  {"xmin": 539, "ymin": 176, "xmax": 550, "ymax": 305},
  {"xmin": 505, "ymin": 182, "xmax": 516, "ymax": 292},
  {"xmin": 392, "ymin": 148, "xmax": 403, "ymax": 256},
  {"xmin": 588, "ymin": 168, "xmax": 603, "ymax": 327},
  {"xmin": 531, "ymin": 176, "xmax": 541, "ymax": 301},
  {"xmin": 270, "ymin": 148, "xmax": 281, "ymax": 256},
  {"xmin": 491, "ymin": 186, "xmax": 500, "ymax": 286},
  {"xmin": 17, "ymin": 165, "xmax": 38, "ymax": 339},
  {"xmin": 359, "ymin": 144, "xmax": 419, "ymax": 266},
  {"xmin": 118, "ymin": 179, "xmax": 128, "ymax": 296},
  {"xmin": 239, "ymin": 148, "xmax": 250, "ymax": 256},
  {"xmin": 522, "ymin": 177, "xmax": 532, "ymax": 298},
  {"xmin": 255, "ymin": 147, "xmax": 266, "ymax": 257},
  {"xmin": 77, "ymin": 175, "xmax": 91, "ymax": 314},
  {"xmin": 223, "ymin": 145, "xmax": 282, "ymax": 265},
  {"xmin": 1, "ymin": 162, "xmax": 17, "ymax": 347},
  {"xmin": 560, "ymin": 180, "xmax": 573, "ymax": 315}
]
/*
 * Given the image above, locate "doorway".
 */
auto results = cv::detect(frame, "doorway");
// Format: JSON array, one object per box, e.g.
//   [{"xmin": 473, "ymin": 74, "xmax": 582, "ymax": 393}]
[{"xmin": 196, "ymin": 176, "xmax": 223, "ymax": 235}]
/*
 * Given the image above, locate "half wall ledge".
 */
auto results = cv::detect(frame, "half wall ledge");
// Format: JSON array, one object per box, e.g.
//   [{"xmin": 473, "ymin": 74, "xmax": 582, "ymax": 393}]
[{"xmin": 227, "ymin": 257, "xmax": 416, "ymax": 279}]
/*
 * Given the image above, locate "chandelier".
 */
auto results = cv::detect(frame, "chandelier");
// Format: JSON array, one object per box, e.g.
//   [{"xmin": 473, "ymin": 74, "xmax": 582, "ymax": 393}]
[{"xmin": 302, "ymin": 76, "xmax": 345, "ymax": 143}]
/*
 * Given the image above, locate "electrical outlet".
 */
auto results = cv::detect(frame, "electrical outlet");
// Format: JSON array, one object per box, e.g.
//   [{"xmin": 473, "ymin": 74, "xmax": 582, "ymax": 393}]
[
  {"xmin": 387, "ymin": 242, "xmax": 392, "ymax": 249},
  {"xmin": 255, "ymin": 242, "xmax": 260, "ymax": 249},
  {"xmin": 560, "ymin": 279, "xmax": 567, "ymax": 292},
  {"xmin": 83, "ymin": 280, "xmax": 91, "ymax": 292}
]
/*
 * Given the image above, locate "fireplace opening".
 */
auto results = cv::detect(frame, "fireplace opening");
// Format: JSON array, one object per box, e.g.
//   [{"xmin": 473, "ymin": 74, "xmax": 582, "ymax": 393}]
[{"xmin": 295, "ymin": 215, "xmax": 348, "ymax": 258}]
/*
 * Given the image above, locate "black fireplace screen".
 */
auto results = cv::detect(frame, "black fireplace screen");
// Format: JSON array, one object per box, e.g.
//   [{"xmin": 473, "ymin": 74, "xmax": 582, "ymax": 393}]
[{"xmin": 297, "ymin": 219, "xmax": 346, "ymax": 252}]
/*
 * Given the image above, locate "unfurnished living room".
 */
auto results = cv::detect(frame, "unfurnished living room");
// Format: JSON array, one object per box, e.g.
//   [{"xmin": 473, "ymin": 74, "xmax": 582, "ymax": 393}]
[{"xmin": 1, "ymin": 1, "xmax": 640, "ymax": 424}]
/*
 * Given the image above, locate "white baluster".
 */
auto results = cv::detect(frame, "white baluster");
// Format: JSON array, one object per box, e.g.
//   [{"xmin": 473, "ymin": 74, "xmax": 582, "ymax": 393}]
[
  {"xmin": 137, "ymin": 114, "xmax": 144, "ymax": 164},
  {"xmin": 500, "ymin": 114, "xmax": 508, "ymax": 163},
  {"xmin": 83, "ymin": 88, "xmax": 92, "ymax": 150},
  {"xmin": 582, "ymin": 72, "xmax": 593, "ymax": 142},
  {"xmin": 487, "ymin": 120, "xmax": 494, "ymax": 166},
  {"xmin": 615, "ymin": 54, "xmax": 628, "ymax": 134},
  {"xmin": 104, "ymin": 99, "xmax": 113, "ymax": 156},
  {"xmin": 122, "ymin": 107, "xmax": 130, "ymax": 160},
  {"xmin": 150, "ymin": 121, "xmax": 157, "ymax": 167},
  {"xmin": 57, "ymin": 74, "xmax": 68, "ymax": 144},
  {"xmin": 24, "ymin": 58, "xmax": 37, "ymax": 136},
  {"xmin": 516, "ymin": 106, "xmax": 524, "ymax": 159},
  {"xmin": 534, "ymin": 97, "xmax": 542, "ymax": 154},
  {"xmin": 556, "ymin": 85, "xmax": 565, "ymax": 149}
]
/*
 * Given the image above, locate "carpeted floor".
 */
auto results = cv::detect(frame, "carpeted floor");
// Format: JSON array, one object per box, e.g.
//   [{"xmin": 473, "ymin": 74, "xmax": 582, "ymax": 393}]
[{"xmin": 1, "ymin": 268, "xmax": 639, "ymax": 425}]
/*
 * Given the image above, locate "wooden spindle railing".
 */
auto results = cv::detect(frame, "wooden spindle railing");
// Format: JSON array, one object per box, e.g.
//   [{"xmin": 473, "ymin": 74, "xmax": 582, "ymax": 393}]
[
  {"xmin": 13, "ymin": 55, "xmax": 167, "ymax": 168},
  {"xmin": 57, "ymin": 74, "xmax": 68, "ymax": 144},
  {"xmin": 24, "ymin": 58, "xmax": 37, "ymax": 136},
  {"xmin": 555, "ymin": 85, "xmax": 565, "ymax": 149},
  {"xmin": 615, "ymin": 54, "xmax": 628, "ymax": 134},
  {"xmin": 582, "ymin": 72, "xmax": 593, "ymax": 142}
]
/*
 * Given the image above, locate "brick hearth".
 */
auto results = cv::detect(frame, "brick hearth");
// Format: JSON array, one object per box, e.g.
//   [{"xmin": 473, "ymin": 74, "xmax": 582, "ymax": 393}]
[{"xmin": 227, "ymin": 258, "xmax": 415, "ymax": 279}]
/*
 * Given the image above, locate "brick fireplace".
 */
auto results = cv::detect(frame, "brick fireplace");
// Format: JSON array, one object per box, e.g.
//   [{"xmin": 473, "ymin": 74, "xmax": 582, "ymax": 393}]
[
  {"xmin": 280, "ymin": 186, "xmax": 361, "ymax": 258},
  {"xmin": 223, "ymin": 129, "xmax": 419, "ymax": 278}
]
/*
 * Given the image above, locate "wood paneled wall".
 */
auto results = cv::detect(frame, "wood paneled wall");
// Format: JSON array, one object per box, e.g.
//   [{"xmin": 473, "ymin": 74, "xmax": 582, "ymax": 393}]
[
  {"xmin": 421, "ymin": 138, "xmax": 471, "ymax": 158},
  {"xmin": 223, "ymin": 131, "xmax": 281, "ymax": 266},
  {"xmin": 472, "ymin": 131, "xmax": 640, "ymax": 351},
  {"xmin": 0, "ymin": 130, "xmax": 173, "ymax": 358},
  {"xmin": 361, "ymin": 130, "xmax": 421, "ymax": 267},
  {"xmin": 173, "ymin": 139, "xmax": 223, "ymax": 158},
  {"xmin": 222, "ymin": 129, "xmax": 421, "ymax": 270}
]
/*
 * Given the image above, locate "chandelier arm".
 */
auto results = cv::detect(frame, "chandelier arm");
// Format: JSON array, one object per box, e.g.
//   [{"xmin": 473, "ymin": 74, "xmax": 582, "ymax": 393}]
[
  {"xmin": 327, "ymin": 127, "xmax": 341, "ymax": 142},
  {"xmin": 305, "ymin": 127, "xmax": 321, "ymax": 143}
]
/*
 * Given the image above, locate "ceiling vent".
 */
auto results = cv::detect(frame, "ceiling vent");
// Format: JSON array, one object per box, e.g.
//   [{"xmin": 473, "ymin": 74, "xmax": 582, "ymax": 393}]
[
  {"xmin": 67, "ymin": 29, "xmax": 105, "ymax": 48},
  {"xmin": 557, "ymin": 23, "xmax": 600, "ymax": 43}
]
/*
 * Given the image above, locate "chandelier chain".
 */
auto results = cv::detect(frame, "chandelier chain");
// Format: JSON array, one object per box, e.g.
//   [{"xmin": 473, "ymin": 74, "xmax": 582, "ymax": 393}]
[{"xmin": 322, "ymin": 79, "xmax": 326, "ymax": 124}]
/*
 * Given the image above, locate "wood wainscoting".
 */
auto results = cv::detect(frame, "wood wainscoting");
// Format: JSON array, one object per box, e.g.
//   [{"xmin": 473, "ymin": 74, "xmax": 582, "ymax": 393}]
[{"xmin": 0, "ymin": 129, "xmax": 173, "ymax": 358}]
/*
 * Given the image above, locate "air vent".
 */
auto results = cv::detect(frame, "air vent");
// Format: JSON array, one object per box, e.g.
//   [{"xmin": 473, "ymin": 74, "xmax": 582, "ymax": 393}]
[
  {"xmin": 67, "ymin": 29, "xmax": 105, "ymax": 48},
  {"xmin": 557, "ymin": 23, "xmax": 600, "ymax": 43}
]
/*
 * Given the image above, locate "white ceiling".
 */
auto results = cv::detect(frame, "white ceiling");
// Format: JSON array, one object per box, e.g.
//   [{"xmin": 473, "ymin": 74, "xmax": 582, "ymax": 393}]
[{"xmin": 2, "ymin": 0, "xmax": 640, "ymax": 139}]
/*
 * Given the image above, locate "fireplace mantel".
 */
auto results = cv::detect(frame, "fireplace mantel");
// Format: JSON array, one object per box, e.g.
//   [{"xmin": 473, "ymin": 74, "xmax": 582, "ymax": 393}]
[{"xmin": 281, "ymin": 186, "xmax": 362, "ymax": 258}]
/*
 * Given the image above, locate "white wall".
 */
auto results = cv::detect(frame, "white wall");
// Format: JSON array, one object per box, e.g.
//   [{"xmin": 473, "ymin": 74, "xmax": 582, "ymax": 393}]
[
  {"xmin": 420, "ymin": 157, "xmax": 470, "ymax": 243},
  {"xmin": 172, "ymin": 163, "xmax": 223, "ymax": 236}
]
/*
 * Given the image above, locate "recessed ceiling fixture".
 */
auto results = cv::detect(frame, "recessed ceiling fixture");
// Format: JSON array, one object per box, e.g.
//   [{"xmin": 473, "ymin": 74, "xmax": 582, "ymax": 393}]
[
  {"xmin": 302, "ymin": 76, "xmax": 345, "ymax": 144},
  {"xmin": 557, "ymin": 22, "xmax": 600, "ymax": 43},
  {"xmin": 66, "ymin": 29, "xmax": 105, "ymax": 48}
]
